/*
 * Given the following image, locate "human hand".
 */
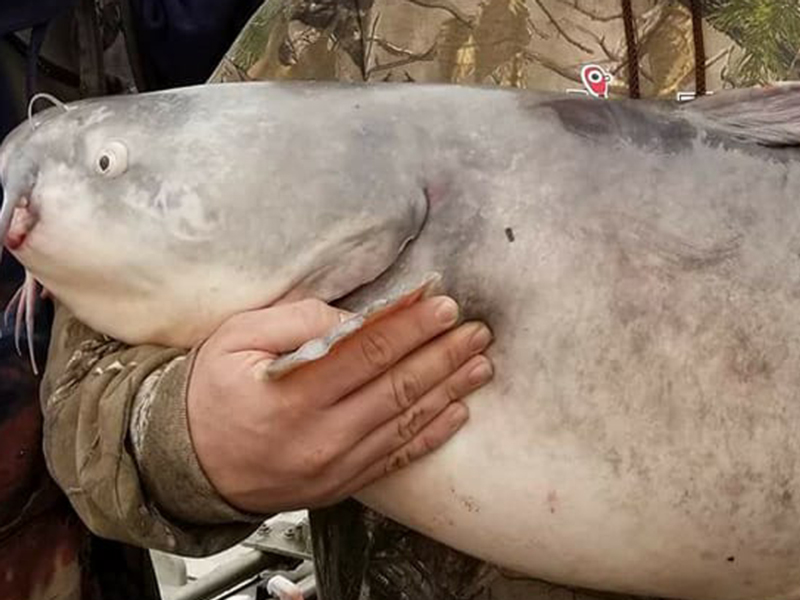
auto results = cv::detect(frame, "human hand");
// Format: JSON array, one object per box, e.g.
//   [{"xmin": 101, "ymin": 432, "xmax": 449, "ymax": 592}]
[{"xmin": 186, "ymin": 296, "xmax": 493, "ymax": 514}]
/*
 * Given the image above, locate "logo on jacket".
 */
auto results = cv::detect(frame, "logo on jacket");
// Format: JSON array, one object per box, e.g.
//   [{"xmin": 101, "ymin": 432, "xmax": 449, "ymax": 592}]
[{"xmin": 566, "ymin": 64, "xmax": 613, "ymax": 99}]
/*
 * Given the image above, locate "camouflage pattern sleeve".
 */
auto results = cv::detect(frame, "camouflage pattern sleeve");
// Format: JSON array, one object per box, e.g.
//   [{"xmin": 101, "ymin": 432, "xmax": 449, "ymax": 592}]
[
  {"xmin": 210, "ymin": 0, "xmax": 800, "ymax": 99},
  {"xmin": 38, "ymin": 301, "xmax": 265, "ymax": 556}
]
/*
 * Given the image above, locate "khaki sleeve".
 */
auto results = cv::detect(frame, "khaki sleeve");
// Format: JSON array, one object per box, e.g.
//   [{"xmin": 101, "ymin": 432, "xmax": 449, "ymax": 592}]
[{"xmin": 39, "ymin": 301, "xmax": 267, "ymax": 557}]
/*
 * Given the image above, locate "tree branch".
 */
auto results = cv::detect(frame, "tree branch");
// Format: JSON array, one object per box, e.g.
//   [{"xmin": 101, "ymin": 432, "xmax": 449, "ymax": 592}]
[
  {"xmin": 523, "ymin": 48, "xmax": 582, "ymax": 83},
  {"xmin": 402, "ymin": 0, "xmax": 474, "ymax": 27},
  {"xmin": 533, "ymin": 0, "xmax": 594, "ymax": 53},
  {"xmin": 364, "ymin": 39, "xmax": 438, "ymax": 77},
  {"xmin": 554, "ymin": 0, "xmax": 623, "ymax": 23}
]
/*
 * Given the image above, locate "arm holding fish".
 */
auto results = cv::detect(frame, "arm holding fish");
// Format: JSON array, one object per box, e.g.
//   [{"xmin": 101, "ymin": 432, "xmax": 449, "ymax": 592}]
[
  {"xmin": 39, "ymin": 301, "xmax": 255, "ymax": 554},
  {"xmin": 38, "ymin": 293, "xmax": 493, "ymax": 552}
]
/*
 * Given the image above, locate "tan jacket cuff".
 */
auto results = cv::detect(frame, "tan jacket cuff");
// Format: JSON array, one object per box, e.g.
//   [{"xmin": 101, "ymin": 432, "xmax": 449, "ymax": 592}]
[
  {"xmin": 40, "ymin": 302, "xmax": 264, "ymax": 555},
  {"xmin": 130, "ymin": 349, "xmax": 265, "ymax": 526}
]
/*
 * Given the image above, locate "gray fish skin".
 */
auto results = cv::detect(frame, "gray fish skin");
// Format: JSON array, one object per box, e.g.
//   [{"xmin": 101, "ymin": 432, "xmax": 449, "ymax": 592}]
[{"xmin": 4, "ymin": 81, "xmax": 800, "ymax": 600}]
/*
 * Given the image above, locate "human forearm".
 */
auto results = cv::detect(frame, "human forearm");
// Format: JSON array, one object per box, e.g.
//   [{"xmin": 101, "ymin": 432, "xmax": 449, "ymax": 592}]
[{"xmin": 39, "ymin": 301, "xmax": 262, "ymax": 556}]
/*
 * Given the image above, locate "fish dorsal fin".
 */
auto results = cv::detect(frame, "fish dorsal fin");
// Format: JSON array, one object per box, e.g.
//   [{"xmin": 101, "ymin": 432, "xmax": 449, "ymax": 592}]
[{"xmin": 680, "ymin": 82, "xmax": 800, "ymax": 147}]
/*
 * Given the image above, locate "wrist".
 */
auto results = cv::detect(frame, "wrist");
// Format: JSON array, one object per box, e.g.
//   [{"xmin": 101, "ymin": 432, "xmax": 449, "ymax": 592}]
[{"xmin": 133, "ymin": 348, "xmax": 265, "ymax": 524}]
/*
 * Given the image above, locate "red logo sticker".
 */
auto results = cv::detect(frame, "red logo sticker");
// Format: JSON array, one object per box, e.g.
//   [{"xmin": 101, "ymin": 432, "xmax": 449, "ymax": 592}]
[
  {"xmin": 580, "ymin": 64, "xmax": 611, "ymax": 99},
  {"xmin": 566, "ymin": 64, "xmax": 613, "ymax": 99}
]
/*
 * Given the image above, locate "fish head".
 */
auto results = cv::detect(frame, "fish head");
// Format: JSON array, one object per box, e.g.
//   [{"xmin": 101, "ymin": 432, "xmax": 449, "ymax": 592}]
[
  {"xmin": 0, "ymin": 92, "xmax": 204, "ymax": 301},
  {"xmin": 0, "ymin": 82, "xmax": 433, "ymax": 347}
]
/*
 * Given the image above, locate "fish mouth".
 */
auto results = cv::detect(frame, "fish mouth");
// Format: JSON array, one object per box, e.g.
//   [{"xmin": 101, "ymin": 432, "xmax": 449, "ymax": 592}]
[
  {"xmin": 0, "ymin": 136, "xmax": 40, "ymax": 262},
  {"xmin": 3, "ymin": 200, "xmax": 37, "ymax": 251}
]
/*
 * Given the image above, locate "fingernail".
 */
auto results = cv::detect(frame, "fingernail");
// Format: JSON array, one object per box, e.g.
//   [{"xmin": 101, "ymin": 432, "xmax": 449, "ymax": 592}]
[
  {"xmin": 436, "ymin": 297, "xmax": 459, "ymax": 325},
  {"xmin": 468, "ymin": 359, "xmax": 493, "ymax": 386},
  {"xmin": 469, "ymin": 324, "xmax": 492, "ymax": 353}
]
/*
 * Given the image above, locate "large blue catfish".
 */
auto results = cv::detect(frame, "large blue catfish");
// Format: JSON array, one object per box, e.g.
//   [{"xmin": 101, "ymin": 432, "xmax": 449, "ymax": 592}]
[{"xmin": 2, "ymin": 80, "xmax": 800, "ymax": 600}]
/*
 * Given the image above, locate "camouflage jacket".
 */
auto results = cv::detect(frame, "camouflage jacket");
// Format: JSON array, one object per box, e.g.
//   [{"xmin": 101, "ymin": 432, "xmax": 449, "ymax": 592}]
[
  {"xmin": 12, "ymin": 1, "xmax": 800, "ymax": 599},
  {"xmin": 211, "ymin": 0, "xmax": 800, "ymax": 98}
]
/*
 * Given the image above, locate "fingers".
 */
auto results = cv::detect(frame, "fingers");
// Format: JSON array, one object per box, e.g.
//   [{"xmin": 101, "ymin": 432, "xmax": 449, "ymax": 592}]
[
  {"xmin": 323, "ymin": 353, "xmax": 493, "ymax": 501},
  {"xmin": 330, "ymin": 321, "xmax": 492, "ymax": 446},
  {"xmin": 217, "ymin": 298, "xmax": 353, "ymax": 354},
  {"xmin": 283, "ymin": 296, "xmax": 462, "ymax": 406},
  {"xmin": 334, "ymin": 401, "xmax": 474, "ymax": 502}
]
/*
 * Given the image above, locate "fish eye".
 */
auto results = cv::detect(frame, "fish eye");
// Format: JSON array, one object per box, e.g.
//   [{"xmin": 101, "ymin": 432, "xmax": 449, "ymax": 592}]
[{"xmin": 95, "ymin": 141, "xmax": 128, "ymax": 177}]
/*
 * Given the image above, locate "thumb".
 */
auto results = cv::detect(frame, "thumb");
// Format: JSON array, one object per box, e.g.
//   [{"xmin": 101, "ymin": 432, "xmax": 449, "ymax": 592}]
[{"xmin": 217, "ymin": 298, "xmax": 354, "ymax": 354}]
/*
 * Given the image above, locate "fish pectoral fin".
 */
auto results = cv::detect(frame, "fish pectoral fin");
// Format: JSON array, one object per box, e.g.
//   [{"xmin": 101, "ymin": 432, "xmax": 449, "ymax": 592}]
[
  {"xmin": 681, "ymin": 82, "xmax": 800, "ymax": 147},
  {"xmin": 260, "ymin": 273, "xmax": 445, "ymax": 381}
]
